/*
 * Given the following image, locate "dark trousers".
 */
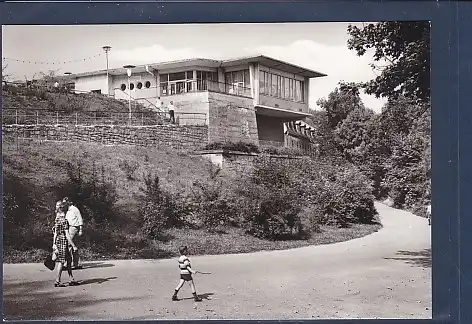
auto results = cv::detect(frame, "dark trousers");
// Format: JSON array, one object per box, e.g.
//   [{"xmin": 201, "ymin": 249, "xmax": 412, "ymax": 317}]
[{"xmin": 169, "ymin": 110, "xmax": 175, "ymax": 124}]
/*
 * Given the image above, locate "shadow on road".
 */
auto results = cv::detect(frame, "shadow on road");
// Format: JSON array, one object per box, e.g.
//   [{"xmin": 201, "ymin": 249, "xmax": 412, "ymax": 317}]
[
  {"xmin": 180, "ymin": 292, "xmax": 215, "ymax": 301},
  {"xmin": 79, "ymin": 262, "xmax": 116, "ymax": 269},
  {"xmin": 78, "ymin": 276, "xmax": 118, "ymax": 286},
  {"xmin": 3, "ymin": 279, "xmax": 143, "ymax": 320},
  {"xmin": 385, "ymin": 248, "xmax": 431, "ymax": 268}
]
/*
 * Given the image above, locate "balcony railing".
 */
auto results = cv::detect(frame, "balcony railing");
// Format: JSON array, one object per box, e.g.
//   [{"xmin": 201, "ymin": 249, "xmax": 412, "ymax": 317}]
[
  {"xmin": 159, "ymin": 79, "xmax": 252, "ymax": 98},
  {"xmin": 2, "ymin": 108, "xmax": 207, "ymax": 126}
]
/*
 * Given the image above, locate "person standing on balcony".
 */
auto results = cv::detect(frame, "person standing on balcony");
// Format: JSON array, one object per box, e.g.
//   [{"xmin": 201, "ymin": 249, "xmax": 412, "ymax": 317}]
[{"xmin": 168, "ymin": 101, "xmax": 175, "ymax": 124}]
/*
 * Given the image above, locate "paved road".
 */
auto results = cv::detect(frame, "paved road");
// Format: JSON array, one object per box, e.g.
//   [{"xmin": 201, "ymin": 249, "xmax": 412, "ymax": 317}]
[{"xmin": 3, "ymin": 203, "xmax": 431, "ymax": 320}]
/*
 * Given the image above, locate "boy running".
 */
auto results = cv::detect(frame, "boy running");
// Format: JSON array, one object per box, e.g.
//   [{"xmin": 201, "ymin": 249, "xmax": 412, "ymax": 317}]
[{"xmin": 172, "ymin": 246, "xmax": 202, "ymax": 302}]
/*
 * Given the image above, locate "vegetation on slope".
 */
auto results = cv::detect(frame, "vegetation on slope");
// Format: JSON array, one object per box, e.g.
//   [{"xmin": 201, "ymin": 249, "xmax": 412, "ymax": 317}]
[{"xmin": 3, "ymin": 139, "xmax": 381, "ymax": 263}]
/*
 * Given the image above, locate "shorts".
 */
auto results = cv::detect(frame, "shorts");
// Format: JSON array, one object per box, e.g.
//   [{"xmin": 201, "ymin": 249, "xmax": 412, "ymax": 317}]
[{"xmin": 180, "ymin": 273, "xmax": 193, "ymax": 281}]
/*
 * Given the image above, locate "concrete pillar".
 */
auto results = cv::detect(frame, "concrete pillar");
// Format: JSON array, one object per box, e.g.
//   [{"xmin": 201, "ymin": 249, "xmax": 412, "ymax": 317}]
[
  {"xmin": 192, "ymin": 70, "xmax": 197, "ymax": 92},
  {"xmin": 255, "ymin": 63, "xmax": 260, "ymax": 105},
  {"xmin": 217, "ymin": 67, "xmax": 225, "ymax": 92},
  {"xmin": 249, "ymin": 63, "xmax": 255, "ymax": 100},
  {"xmin": 304, "ymin": 76, "xmax": 309, "ymax": 112},
  {"xmin": 155, "ymin": 70, "xmax": 160, "ymax": 104},
  {"xmin": 107, "ymin": 75, "xmax": 113, "ymax": 97}
]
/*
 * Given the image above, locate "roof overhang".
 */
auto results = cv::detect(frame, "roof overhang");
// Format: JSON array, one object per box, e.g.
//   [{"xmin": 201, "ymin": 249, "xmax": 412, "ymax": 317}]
[
  {"xmin": 66, "ymin": 55, "xmax": 327, "ymax": 80},
  {"xmin": 70, "ymin": 58, "xmax": 221, "ymax": 79},
  {"xmin": 255, "ymin": 104, "xmax": 311, "ymax": 120},
  {"xmin": 221, "ymin": 55, "xmax": 327, "ymax": 78}
]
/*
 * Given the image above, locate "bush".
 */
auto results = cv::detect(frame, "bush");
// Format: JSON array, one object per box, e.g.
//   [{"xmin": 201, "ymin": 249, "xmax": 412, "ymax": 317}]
[
  {"xmin": 283, "ymin": 156, "xmax": 378, "ymax": 228},
  {"xmin": 2, "ymin": 174, "xmax": 35, "ymax": 230},
  {"xmin": 318, "ymin": 168, "xmax": 377, "ymax": 227},
  {"xmin": 203, "ymin": 141, "xmax": 260, "ymax": 154},
  {"xmin": 56, "ymin": 160, "xmax": 118, "ymax": 224},
  {"xmin": 138, "ymin": 172, "xmax": 188, "ymax": 238},
  {"xmin": 190, "ymin": 167, "xmax": 237, "ymax": 231},
  {"xmin": 260, "ymin": 145, "xmax": 304, "ymax": 156},
  {"xmin": 118, "ymin": 159, "xmax": 139, "ymax": 180},
  {"xmin": 237, "ymin": 156, "xmax": 304, "ymax": 240}
]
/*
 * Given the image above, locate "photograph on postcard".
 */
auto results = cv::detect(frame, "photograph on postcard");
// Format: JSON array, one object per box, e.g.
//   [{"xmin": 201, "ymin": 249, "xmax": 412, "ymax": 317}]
[{"xmin": 2, "ymin": 22, "xmax": 431, "ymax": 320}]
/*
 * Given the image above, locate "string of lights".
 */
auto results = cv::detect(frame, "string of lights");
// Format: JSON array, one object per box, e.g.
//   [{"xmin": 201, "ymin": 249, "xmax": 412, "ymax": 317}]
[{"xmin": 2, "ymin": 53, "xmax": 104, "ymax": 65}]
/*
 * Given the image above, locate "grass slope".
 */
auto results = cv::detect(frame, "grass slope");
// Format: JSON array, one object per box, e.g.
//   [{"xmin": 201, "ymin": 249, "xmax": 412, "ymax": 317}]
[
  {"xmin": 3, "ymin": 139, "xmax": 381, "ymax": 263},
  {"xmin": 2, "ymin": 85, "xmax": 153, "ymax": 113}
]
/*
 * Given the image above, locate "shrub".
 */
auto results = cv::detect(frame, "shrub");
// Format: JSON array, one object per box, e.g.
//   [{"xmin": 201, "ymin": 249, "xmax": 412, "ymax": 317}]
[
  {"xmin": 260, "ymin": 145, "xmax": 304, "ymax": 156},
  {"xmin": 285, "ymin": 156, "xmax": 377, "ymax": 228},
  {"xmin": 237, "ymin": 156, "xmax": 304, "ymax": 240},
  {"xmin": 138, "ymin": 172, "xmax": 188, "ymax": 238},
  {"xmin": 82, "ymin": 218, "xmax": 119, "ymax": 253},
  {"xmin": 118, "ymin": 159, "xmax": 139, "ymax": 180},
  {"xmin": 190, "ymin": 167, "xmax": 237, "ymax": 230},
  {"xmin": 203, "ymin": 141, "xmax": 260, "ymax": 154},
  {"xmin": 2, "ymin": 174, "xmax": 35, "ymax": 229},
  {"xmin": 56, "ymin": 160, "xmax": 118, "ymax": 224},
  {"xmin": 318, "ymin": 168, "xmax": 377, "ymax": 227}
]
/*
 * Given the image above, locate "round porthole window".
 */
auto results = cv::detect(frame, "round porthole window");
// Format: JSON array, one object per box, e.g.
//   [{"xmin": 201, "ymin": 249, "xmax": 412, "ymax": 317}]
[
  {"xmin": 145, "ymin": 81, "xmax": 151, "ymax": 88},
  {"xmin": 130, "ymin": 83, "xmax": 135, "ymax": 90},
  {"xmin": 137, "ymin": 82, "xmax": 143, "ymax": 89},
  {"xmin": 120, "ymin": 84, "xmax": 126, "ymax": 91}
]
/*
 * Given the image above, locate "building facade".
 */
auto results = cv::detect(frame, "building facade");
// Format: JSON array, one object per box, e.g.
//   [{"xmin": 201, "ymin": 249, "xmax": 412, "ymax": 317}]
[{"xmin": 69, "ymin": 55, "xmax": 326, "ymax": 149}]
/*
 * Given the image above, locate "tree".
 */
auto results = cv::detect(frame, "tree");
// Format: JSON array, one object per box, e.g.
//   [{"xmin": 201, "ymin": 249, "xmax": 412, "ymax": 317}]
[
  {"xmin": 364, "ymin": 96, "xmax": 430, "ymax": 202},
  {"xmin": 347, "ymin": 21, "xmax": 430, "ymax": 103},
  {"xmin": 334, "ymin": 106, "xmax": 375, "ymax": 164},
  {"xmin": 316, "ymin": 82, "xmax": 365, "ymax": 129},
  {"xmin": 307, "ymin": 110, "xmax": 339, "ymax": 158},
  {"xmin": 2, "ymin": 63, "xmax": 10, "ymax": 82}
]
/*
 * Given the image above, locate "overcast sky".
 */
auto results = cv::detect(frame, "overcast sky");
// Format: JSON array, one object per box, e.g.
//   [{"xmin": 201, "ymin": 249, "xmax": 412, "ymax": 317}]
[{"xmin": 2, "ymin": 23, "xmax": 388, "ymax": 112}]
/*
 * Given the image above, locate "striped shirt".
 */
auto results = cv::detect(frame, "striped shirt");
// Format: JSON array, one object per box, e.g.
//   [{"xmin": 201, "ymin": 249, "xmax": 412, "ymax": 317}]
[{"xmin": 178, "ymin": 255, "xmax": 192, "ymax": 275}]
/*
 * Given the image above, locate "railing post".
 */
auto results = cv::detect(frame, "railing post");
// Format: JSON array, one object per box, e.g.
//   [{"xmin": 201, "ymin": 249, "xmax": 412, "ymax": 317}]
[
  {"xmin": 36, "ymin": 111, "xmax": 39, "ymax": 125},
  {"xmin": 15, "ymin": 110, "xmax": 18, "ymax": 125},
  {"xmin": 94, "ymin": 111, "xmax": 97, "ymax": 125},
  {"xmin": 75, "ymin": 112, "xmax": 78, "ymax": 126},
  {"xmin": 141, "ymin": 112, "xmax": 144, "ymax": 126},
  {"xmin": 56, "ymin": 111, "xmax": 59, "ymax": 125}
]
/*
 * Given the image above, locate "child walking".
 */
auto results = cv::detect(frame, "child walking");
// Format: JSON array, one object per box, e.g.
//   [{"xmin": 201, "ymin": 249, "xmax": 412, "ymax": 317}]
[{"xmin": 172, "ymin": 246, "xmax": 202, "ymax": 302}]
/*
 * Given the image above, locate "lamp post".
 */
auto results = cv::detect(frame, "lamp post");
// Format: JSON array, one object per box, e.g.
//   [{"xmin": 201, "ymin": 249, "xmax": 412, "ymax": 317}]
[
  {"xmin": 64, "ymin": 72, "xmax": 72, "ymax": 92},
  {"xmin": 102, "ymin": 46, "xmax": 112, "ymax": 96},
  {"xmin": 123, "ymin": 64, "xmax": 135, "ymax": 125}
]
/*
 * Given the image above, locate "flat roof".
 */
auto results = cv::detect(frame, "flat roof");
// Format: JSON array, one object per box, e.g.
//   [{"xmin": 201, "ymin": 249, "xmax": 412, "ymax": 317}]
[
  {"xmin": 69, "ymin": 55, "xmax": 326, "ymax": 79},
  {"xmin": 222, "ymin": 55, "xmax": 326, "ymax": 78}
]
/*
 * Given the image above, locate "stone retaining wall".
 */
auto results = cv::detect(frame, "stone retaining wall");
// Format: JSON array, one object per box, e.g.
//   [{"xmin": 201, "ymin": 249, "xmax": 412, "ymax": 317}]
[{"xmin": 2, "ymin": 124, "xmax": 209, "ymax": 150}]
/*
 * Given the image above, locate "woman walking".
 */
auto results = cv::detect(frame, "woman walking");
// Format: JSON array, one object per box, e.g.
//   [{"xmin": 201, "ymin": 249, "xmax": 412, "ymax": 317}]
[{"xmin": 52, "ymin": 202, "xmax": 79, "ymax": 287}]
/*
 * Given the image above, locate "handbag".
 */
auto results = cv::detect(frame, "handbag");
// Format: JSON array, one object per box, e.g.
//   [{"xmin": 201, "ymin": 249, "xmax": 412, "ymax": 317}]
[{"xmin": 44, "ymin": 254, "xmax": 56, "ymax": 271}]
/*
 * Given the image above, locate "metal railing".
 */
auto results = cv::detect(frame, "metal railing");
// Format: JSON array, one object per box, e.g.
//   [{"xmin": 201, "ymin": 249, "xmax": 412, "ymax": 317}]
[
  {"xmin": 159, "ymin": 79, "xmax": 252, "ymax": 98},
  {"xmin": 2, "ymin": 108, "xmax": 207, "ymax": 126}
]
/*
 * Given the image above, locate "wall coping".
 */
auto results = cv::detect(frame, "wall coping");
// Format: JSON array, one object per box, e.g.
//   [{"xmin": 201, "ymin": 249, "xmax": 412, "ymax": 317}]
[
  {"xmin": 195, "ymin": 150, "xmax": 259, "ymax": 157},
  {"xmin": 195, "ymin": 149, "xmax": 304, "ymax": 159},
  {"xmin": 3, "ymin": 124, "xmax": 207, "ymax": 129}
]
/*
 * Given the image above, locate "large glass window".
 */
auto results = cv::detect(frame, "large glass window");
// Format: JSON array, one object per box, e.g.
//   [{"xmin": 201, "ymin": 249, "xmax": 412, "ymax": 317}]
[
  {"xmin": 271, "ymin": 73, "xmax": 277, "ymax": 97},
  {"xmin": 259, "ymin": 70, "xmax": 304, "ymax": 102},
  {"xmin": 225, "ymin": 69, "xmax": 251, "ymax": 96},
  {"xmin": 284, "ymin": 77, "xmax": 289, "ymax": 100},
  {"xmin": 295, "ymin": 80, "xmax": 301, "ymax": 102},
  {"xmin": 160, "ymin": 71, "xmax": 194, "ymax": 96},
  {"xmin": 196, "ymin": 71, "xmax": 218, "ymax": 91},
  {"xmin": 259, "ymin": 71, "xmax": 265, "ymax": 95}
]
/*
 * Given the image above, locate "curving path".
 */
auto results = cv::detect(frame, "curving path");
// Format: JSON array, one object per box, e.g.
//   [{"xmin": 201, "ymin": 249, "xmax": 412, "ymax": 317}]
[{"xmin": 3, "ymin": 202, "xmax": 431, "ymax": 320}]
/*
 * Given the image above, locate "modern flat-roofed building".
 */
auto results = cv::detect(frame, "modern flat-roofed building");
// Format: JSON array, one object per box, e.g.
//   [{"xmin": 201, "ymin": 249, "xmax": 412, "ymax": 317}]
[{"xmin": 68, "ymin": 55, "xmax": 326, "ymax": 149}]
